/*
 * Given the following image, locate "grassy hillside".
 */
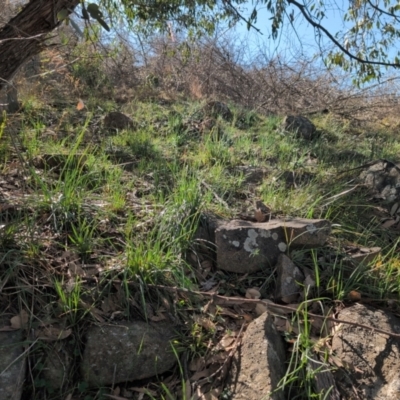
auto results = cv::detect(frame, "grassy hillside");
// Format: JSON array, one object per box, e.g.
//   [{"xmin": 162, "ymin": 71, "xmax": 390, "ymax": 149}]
[{"xmin": 1, "ymin": 36, "xmax": 400, "ymax": 399}]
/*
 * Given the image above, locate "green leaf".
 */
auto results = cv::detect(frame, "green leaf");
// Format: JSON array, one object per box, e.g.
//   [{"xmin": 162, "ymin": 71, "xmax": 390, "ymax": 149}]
[
  {"xmin": 87, "ymin": 3, "xmax": 101, "ymax": 18},
  {"xmin": 57, "ymin": 9, "xmax": 69, "ymax": 22},
  {"xmin": 97, "ymin": 16, "xmax": 110, "ymax": 32}
]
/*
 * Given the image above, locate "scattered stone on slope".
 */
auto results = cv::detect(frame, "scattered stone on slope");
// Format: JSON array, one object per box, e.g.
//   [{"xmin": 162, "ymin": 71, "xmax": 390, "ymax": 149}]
[
  {"xmin": 281, "ymin": 115, "xmax": 317, "ymax": 140},
  {"xmin": 360, "ymin": 159, "xmax": 400, "ymax": 205},
  {"xmin": 331, "ymin": 303, "xmax": 400, "ymax": 400},
  {"xmin": 215, "ymin": 218, "xmax": 331, "ymax": 273},
  {"xmin": 227, "ymin": 311, "xmax": 286, "ymax": 400},
  {"xmin": 0, "ymin": 317, "xmax": 26, "ymax": 400},
  {"xmin": 344, "ymin": 245, "xmax": 381, "ymax": 267},
  {"xmin": 275, "ymin": 254, "xmax": 305, "ymax": 303},
  {"xmin": 81, "ymin": 321, "xmax": 177, "ymax": 387},
  {"xmin": 203, "ymin": 101, "xmax": 233, "ymax": 122},
  {"xmin": 103, "ymin": 111, "xmax": 136, "ymax": 132},
  {"xmin": 235, "ymin": 166, "xmax": 270, "ymax": 186}
]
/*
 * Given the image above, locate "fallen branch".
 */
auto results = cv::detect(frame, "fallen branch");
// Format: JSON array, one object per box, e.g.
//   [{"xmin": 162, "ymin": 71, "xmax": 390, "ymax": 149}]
[{"xmin": 142, "ymin": 284, "xmax": 400, "ymax": 341}]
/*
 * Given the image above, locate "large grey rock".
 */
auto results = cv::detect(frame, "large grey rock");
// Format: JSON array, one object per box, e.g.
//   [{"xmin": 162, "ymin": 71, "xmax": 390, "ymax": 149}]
[
  {"xmin": 275, "ymin": 254, "xmax": 305, "ymax": 303},
  {"xmin": 228, "ymin": 312, "xmax": 286, "ymax": 400},
  {"xmin": 0, "ymin": 317, "xmax": 26, "ymax": 400},
  {"xmin": 216, "ymin": 218, "xmax": 331, "ymax": 273},
  {"xmin": 81, "ymin": 321, "xmax": 177, "ymax": 387},
  {"xmin": 282, "ymin": 115, "xmax": 317, "ymax": 140},
  {"xmin": 331, "ymin": 304, "xmax": 400, "ymax": 399}
]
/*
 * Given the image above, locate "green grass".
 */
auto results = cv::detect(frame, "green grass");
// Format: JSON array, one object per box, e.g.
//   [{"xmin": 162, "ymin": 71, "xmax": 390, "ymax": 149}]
[{"xmin": 1, "ymin": 93, "xmax": 400, "ymax": 399}]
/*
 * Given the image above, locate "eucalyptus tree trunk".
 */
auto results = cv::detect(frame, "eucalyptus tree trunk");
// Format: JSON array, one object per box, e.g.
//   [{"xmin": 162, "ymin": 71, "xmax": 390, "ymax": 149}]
[{"xmin": 0, "ymin": 0, "xmax": 80, "ymax": 90}]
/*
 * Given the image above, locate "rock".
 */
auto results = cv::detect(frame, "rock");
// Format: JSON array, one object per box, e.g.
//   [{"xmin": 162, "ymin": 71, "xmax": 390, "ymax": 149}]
[
  {"xmin": 0, "ymin": 317, "xmax": 26, "ymax": 400},
  {"xmin": 42, "ymin": 342, "xmax": 74, "ymax": 391},
  {"xmin": 275, "ymin": 254, "xmax": 305, "ymax": 303},
  {"xmin": 280, "ymin": 170, "xmax": 315, "ymax": 188},
  {"xmin": 215, "ymin": 218, "xmax": 331, "ymax": 273},
  {"xmin": 331, "ymin": 303, "xmax": 400, "ymax": 399},
  {"xmin": 227, "ymin": 312, "xmax": 286, "ymax": 400},
  {"xmin": 360, "ymin": 160, "xmax": 400, "ymax": 205},
  {"xmin": 103, "ymin": 111, "xmax": 136, "ymax": 132},
  {"xmin": 282, "ymin": 115, "xmax": 316, "ymax": 140},
  {"xmin": 199, "ymin": 117, "xmax": 217, "ymax": 133},
  {"xmin": 344, "ymin": 246, "xmax": 381, "ymax": 267},
  {"xmin": 203, "ymin": 101, "xmax": 233, "ymax": 122},
  {"xmin": 235, "ymin": 166, "xmax": 269, "ymax": 185},
  {"xmin": 81, "ymin": 321, "xmax": 177, "ymax": 387}
]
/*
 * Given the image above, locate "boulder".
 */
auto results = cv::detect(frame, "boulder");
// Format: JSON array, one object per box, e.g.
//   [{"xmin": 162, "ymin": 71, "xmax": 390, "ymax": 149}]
[
  {"xmin": 332, "ymin": 303, "xmax": 400, "ymax": 399},
  {"xmin": 282, "ymin": 115, "xmax": 316, "ymax": 140},
  {"xmin": 227, "ymin": 312, "xmax": 286, "ymax": 400},
  {"xmin": 215, "ymin": 218, "xmax": 331, "ymax": 273},
  {"xmin": 81, "ymin": 321, "xmax": 177, "ymax": 387}
]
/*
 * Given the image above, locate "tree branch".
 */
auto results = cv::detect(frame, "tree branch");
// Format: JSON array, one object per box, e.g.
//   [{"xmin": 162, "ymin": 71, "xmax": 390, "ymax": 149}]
[{"xmin": 287, "ymin": 0, "xmax": 400, "ymax": 68}]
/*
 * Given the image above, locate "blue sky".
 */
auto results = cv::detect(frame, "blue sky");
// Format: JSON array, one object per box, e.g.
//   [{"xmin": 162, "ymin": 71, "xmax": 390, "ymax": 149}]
[{"xmin": 232, "ymin": 2, "xmax": 347, "ymax": 62}]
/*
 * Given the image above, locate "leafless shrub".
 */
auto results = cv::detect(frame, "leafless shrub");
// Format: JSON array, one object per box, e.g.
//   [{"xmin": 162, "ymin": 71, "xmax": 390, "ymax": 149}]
[{"xmin": 9, "ymin": 23, "xmax": 400, "ymax": 128}]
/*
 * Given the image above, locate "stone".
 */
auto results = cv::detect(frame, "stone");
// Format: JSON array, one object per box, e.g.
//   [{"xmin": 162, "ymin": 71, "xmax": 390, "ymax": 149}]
[
  {"xmin": 81, "ymin": 321, "xmax": 177, "ymax": 387},
  {"xmin": 331, "ymin": 303, "xmax": 400, "ymax": 399},
  {"xmin": 0, "ymin": 317, "xmax": 26, "ymax": 400},
  {"xmin": 235, "ymin": 166, "xmax": 269, "ymax": 185},
  {"xmin": 360, "ymin": 160, "xmax": 400, "ymax": 205},
  {"xmin": 215, "ymin": 218, "xmax": 331, "ymax": 273},
  {"xmin": 275, "ymin": 254, "xmax": 305, "ymax": 303},
  {"xmin": 282, "ymin": 115, "xmax": 316, "ymax": 140},
  {"xmin": 103, "ymin": 111, "xmax": 136, "ymax": 132},
  {"xmin": 42, "ymin": 342, "xmax": 74, "ymax": 391},
  {"xmin": 227, "ymin": 312, "xmax": 286, "ymax": 400},
  {"xmin": 203, "ymin": 101, "xmax": 233, "ymax": 122},
  {"xmin": 344, "ymin": 246, "xmax": 381, "ymax": 267}
]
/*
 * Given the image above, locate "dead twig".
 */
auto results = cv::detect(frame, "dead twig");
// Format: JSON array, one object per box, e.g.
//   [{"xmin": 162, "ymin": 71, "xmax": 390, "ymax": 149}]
[{"xmin": 142, "ymin": 284, "xmax": 400, "ymax": 341}]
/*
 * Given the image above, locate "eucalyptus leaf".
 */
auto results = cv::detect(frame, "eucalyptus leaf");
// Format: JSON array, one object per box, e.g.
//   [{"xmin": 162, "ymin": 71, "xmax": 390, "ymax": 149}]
[{"xmin": 57, "ymin": 8, "xmax": 69, "ymax": 22}]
